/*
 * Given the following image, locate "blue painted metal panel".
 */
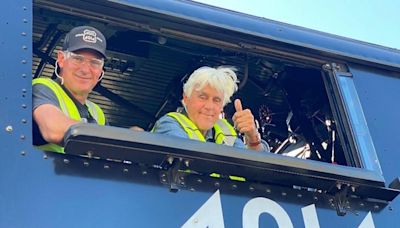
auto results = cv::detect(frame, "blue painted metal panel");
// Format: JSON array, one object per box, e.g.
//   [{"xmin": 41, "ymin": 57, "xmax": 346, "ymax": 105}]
[
  {"xmin": 0, "ymin": 0, "xmax": 399, "ymax": 227},
  {"xmin": 118, "ymin": 0, "xmax": 400, "ymax": 68},
  {"xmin": 351, "ymin": 65, "xmax": 400, "ymax": 184},
  {"xmin": 0, "ymin": 0, "xmax": 32, "ymax": 141},
  {"xmin": 337, "ymin": 64, "xmax": 400, "ymax": 227},
  {"xmin": 0, "ymin": 0, "xmax": 33, "ymax": 227},
  {"xmin": 1, "ymin": 148, "xmax": 390, "ymax": 228}
]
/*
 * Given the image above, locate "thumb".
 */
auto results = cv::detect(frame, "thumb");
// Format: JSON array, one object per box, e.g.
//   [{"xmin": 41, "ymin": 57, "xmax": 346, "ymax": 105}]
[{"xmin": 234, "ymin": 99, "xmax": 243, "ymax": 112}]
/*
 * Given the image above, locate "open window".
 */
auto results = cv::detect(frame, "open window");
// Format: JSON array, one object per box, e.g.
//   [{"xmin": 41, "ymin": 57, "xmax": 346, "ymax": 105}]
[{"xmin": 33, "ymin": 0, "xmax": 399, "ymax": 205}]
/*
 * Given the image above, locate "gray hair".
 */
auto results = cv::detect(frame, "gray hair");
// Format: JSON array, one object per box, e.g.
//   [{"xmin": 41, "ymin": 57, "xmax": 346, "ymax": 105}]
[{"xmin": 183, "ymin": 66, "xmax": 239, "ymax": 106}]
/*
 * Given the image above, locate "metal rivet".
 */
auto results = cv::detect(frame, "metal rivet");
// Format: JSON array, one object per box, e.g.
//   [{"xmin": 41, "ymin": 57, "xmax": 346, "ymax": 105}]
[
  {"xmin": 104, "ymin": 164, "xmax": 110, "ymax": 169},
  {"xmin": 142, "ymin": 170, "xmax": 147, "ymax": 175},
  {"xmin": 23, "ymin": 6, "xmax": 27, "ymax": 10},
  {"xmin": 359, "ymin": 203, "xmax": 364, "ymax": 207},
  {"xmin": 184, "ymin": 160, "xmax": 190, "ymax": 167},
  {"xmin": 297, "ymin": 194, "xmax": 302, "ymax": 198},
  {"xmin": 23, "ymin": 19, "xmax": 28, "ymax": 23},
  {"xmin": 158, "ymin": 36, "xmax": 167, "ymax": 45},
  {"xmin": 123, "ymin": 168, "xmax": 129, "ymax": 172},
  {"xmin": 21, "ymin": 151, "xmax": 26, "ymax": 156},
  {"xmin": 336, "ymin": 183, "xmax": 342, "ymax": 190},
  {"xmin": 22, "ymin": 89, "xmax": 27, "ymax": 93},
  {"xmin": 22, "ymin": 45, "xmax": 28, "ymax": 50},
  {"xmin": 21, "ymin": 60, "xmax": 27, "ymax": 64},
  {"xmin": 232, "ymin": 184, "xmax": 237, "ymax": 189},
  {"xmin": 179, "ymin": 176, "xmax": 185, "ymax": 181},
  {"xmin": 249, "ymin": 186, "xmax": 255, "ymax": 192},
  {"xmin": 5, "ymin": 125, "xmax": 13, "ymax": 132},
  {"xmin": 21, "ymin": 119, "xmax": 27, "ymax": 124},
  {"xmin": 22, "ymin": 73, "xmax": 26, "ymax": 78},
  {"xmin": 281, "ymin": 192, "xmax": 287, "ymax": 196},
  {"xmin": 190, "ymin": 188, "xmax": 195, "ymax": 192},
  {"xmin": 83, "ymin": 161, "xmax": 89, "ymax": 167},
  {"xmin": 20, "ymin": 135, "xmax": 25, "ymax": 140},
  {"xmin": 161, "ymin": 178, "xmax": 167, "ymax": 183},
  {"xmin": 43, "ymin": 155, "xmax": 48, "ymax": 159},
  {"xmin": 193, "ymin": 218, "xmax": 198, "ymax": 224},
  {"xmin": 322, "ymin": 63, "xmax": 331, "ymax": 70},
  {"xmin": 214, "ymin": 182, "xmax": 220, "ymax": 187},
  {"xmin": 21, "ymin": 32, "xmax": 26, "ymax": 36},
  {"xmin": 374, "ymin": 205, "xmax": 380, "ymax": 210},
  {"xmin": 63, "ymin": 159, "xmax": 70, "ymax": 164},
  {"xmin": 87, "ymin": 151, "xmax": 93, "ymax": 158},
  {"xmin": 389, "ymin": 206, "xmax": 393, "ymax": 211},
  {"xmin": 197, "ymin": 178, "xmax": 202, "ymax": 183},
  {"xmin": 22, "ymin": 104, "xmax": 27, "ymax": 108},
  {"xmin": 313, "ymin": 196, "xmax": 318, "ymax": 201},
  {"xmin": 181, "ymin": 181, "xmax": 185, "ymax": 185},
  {"xmin": 266, "ymin": 188, "xmax": 271, "ymax": 193}
]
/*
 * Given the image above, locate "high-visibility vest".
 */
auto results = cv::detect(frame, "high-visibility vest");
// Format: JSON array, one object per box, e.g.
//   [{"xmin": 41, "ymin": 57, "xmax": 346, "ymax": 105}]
[
  {"xmin": 167, "ymin": 112, "xmax": 245, "ymax": 182},
  {"xmin": 166, "ymin": 112, "xmax": 237, "ymax": 146},
  {"xmin": 33, "ymin": 78, "xmax": 106, "ymax": 153}
]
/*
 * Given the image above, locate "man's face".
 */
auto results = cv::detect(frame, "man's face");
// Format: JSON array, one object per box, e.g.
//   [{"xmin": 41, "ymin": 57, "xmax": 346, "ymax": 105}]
[
  {"xmin": 57, "ymin": 49, "xmax": 104, "ymax": 99},
  {"xmin": 183, "ymin": 84, "xmax": 224, "ymax": 134}
]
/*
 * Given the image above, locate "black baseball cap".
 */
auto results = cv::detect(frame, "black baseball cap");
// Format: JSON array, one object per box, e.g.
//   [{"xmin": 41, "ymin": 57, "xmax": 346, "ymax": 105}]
[{"xmin": 62, "ymin": 26, "xmax": 107, "ymax": 58}]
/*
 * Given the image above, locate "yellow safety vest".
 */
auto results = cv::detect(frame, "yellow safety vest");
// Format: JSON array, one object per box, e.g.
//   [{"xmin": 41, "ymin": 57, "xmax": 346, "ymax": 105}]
[
  {"xmin": 166, "ymin": 112, "xmax": 237, "ymax": 146},
  {"xmin": 32, "ymin": 78, "xmax": 106, "ymax": 153},
  {"xmin": 167, "ymin": 112, "xmax": 245, "ymax": 182}
]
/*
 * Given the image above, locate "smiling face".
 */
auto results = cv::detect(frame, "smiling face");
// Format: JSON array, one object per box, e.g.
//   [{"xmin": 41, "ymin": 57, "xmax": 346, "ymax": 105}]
[
  {"xmin": 183, "ymin": 84, "xmax": 224, "ymax": 135},
  {"xmin": 57, "ymin": 49, "xmax": 104, "ymax": 103}
]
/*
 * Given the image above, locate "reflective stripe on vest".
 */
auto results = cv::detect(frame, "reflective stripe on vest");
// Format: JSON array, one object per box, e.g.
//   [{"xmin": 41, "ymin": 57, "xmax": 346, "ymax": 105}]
[
  {"xmin": 214, "ymin": 118, "xmax": 237, "ymax": 146},
  {"xmin": 167, "ymin": 112, "xmax": 205, "ymax": 141},
  {"xmin": 33, "ymin": 78, "xmax": 106, "ymax": 153},
  {"xmin": 85, "ymin": 100, "xmax": 105, "ymax": 124},
  {"xmin": 166, "ymin": 112, "xmax": 237, "ymax": 146}
]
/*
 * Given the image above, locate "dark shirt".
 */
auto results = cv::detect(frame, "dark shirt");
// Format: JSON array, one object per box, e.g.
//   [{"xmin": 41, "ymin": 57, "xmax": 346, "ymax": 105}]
[{"xmin": 32, "ymin": 79, "xmax": 98, "ymax": 146}]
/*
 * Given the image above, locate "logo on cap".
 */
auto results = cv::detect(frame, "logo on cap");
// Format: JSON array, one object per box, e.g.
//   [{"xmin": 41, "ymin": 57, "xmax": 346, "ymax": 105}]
[{"xmin": 75, "ymin": 29, "xmax": 103, "ymax": 44}]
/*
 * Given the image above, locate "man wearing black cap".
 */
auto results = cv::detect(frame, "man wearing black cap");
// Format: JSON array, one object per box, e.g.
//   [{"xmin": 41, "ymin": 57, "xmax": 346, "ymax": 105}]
[{"xmin": 32, "ymin": 26, "xmax": 108, "ymax": 153}]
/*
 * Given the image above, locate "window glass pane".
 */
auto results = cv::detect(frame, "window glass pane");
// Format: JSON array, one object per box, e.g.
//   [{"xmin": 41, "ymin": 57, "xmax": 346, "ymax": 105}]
[{"xmin": 336, "ymin": 74, "xmax": 382, "ymax": 174}]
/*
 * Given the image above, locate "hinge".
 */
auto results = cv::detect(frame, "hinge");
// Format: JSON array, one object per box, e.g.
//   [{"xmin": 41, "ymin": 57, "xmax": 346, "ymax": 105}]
[
  {"xmin": 333, "ymin": 183, "xmax": 352, "ymax": 216},
  {"xmin": 322, "ymin": 63, "xmax": 353, "ymax": 77},
  {"xmin": 160, "ymin": 157, "xmax": 190, "ymax": 192}
]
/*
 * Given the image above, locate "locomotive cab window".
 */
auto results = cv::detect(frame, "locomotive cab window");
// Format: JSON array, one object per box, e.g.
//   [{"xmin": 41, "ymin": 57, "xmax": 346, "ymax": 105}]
[{"xmin": 32, "ymin": 0, "xmax": 397, "ymax": 202}]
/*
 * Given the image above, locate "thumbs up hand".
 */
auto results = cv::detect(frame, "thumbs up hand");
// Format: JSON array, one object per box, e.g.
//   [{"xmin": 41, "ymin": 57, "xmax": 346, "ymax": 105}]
[
  {"xmin": 234, "ymin": 99, "xmax": 243, "ymax": 113},
  {"xmin": 232, "ymin": 99, "xmax": 260, "ymax": 148}
]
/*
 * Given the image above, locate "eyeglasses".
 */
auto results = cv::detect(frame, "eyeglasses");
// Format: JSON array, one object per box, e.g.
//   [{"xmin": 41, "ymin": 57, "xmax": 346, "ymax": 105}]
[{"xmin": 64, "ymin": 51, "xmax": 104, "ymax": 69}]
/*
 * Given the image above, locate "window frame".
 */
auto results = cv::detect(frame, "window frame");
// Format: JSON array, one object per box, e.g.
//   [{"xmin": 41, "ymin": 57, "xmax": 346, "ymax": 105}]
[{"xmin": 35, "ymin": 0, "xmax": 399, "ymax": 202}]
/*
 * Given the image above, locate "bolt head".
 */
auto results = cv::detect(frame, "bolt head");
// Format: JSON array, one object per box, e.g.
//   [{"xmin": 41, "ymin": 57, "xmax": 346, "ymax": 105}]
[{"xmin": 5, "ymin": 126, "xmax": 13, "ymax": 132}]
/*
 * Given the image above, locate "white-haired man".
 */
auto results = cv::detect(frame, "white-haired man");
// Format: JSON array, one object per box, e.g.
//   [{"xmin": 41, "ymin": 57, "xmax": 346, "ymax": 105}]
[{"xmin": 153, "ymin": 66, "xmax": 270, "ymax": 152}]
